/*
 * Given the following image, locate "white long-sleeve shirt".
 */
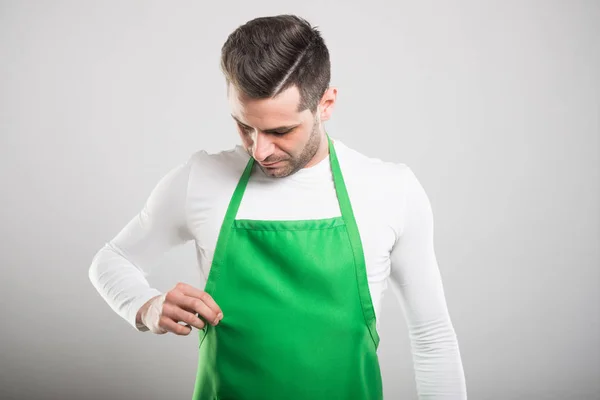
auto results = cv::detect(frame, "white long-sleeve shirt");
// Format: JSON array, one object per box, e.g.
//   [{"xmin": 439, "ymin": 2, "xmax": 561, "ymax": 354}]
[{"xmin": 89, "ymin": 138, "xmax": 467, "ymax": 398}]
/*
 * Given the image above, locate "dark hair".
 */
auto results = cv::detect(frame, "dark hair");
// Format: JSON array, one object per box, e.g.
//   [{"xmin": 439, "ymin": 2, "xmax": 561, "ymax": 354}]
[{"xmin": 220, "ymin": 14, "xmax": 331, "ymax": 114}]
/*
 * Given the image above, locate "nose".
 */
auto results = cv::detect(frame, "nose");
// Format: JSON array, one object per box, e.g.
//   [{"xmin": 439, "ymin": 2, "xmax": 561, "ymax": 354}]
[{"xmin": 252, "ymin": 132, "xmax": 275, "ymax": 162}]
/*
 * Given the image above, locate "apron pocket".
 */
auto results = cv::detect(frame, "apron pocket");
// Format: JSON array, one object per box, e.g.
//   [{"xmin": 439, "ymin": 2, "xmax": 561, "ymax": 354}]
[{"xmin": 198, "ymin": 325, "xmax": 208, "ymax": 348}]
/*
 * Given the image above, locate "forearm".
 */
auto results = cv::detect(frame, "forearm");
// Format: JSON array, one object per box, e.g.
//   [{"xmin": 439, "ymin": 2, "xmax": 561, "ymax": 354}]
[
  {"xmin": 89, "ymin": 242, "xmax": 162, "ymax": 331},
  {"xmin": 88, "ymin": 158, "xmax": 194, "ymax": 331},
  {"xmin": 389, "ymin": 272, "xmax": 467, "ymax": 398},
  {"xmin": 408, "ymin": 313, "xmax": 467, "ymax": 398}
]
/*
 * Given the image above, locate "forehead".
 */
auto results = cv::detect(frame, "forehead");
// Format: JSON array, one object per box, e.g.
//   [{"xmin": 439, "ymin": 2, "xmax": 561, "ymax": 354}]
[{"xmin": 228, "ymin": 84, "xmax": 308, "ymax": 124}]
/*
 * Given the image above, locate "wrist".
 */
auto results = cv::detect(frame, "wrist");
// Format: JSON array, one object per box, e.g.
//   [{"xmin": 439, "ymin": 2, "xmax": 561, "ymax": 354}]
[{"xmin": 140, "ymin": 293, "xmax": 168, "ymax": 334}]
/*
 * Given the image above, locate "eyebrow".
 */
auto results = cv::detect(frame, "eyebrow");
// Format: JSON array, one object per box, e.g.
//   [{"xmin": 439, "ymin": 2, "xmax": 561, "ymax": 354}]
[{"xmin": 230, "ymin": 114, "xmax": 300, "ymax": 133}]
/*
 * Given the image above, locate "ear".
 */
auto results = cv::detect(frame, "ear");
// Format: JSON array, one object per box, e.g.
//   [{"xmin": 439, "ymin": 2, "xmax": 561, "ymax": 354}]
[{"xmin": 318, "ymin": 87, "xmax": 337, "ymax": 122}]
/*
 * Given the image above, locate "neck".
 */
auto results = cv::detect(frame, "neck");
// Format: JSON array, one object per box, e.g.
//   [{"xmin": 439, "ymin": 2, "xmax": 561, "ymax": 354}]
[{"xmin": 303, "ymin": 130, "xmax": 330, "ymax": 169}]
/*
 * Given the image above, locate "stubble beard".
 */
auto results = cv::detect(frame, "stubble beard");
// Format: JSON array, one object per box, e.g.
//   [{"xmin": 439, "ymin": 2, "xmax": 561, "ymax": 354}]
[{"xmin": 256, "ymin": 114, "xmax": 322, "ymax": 178}]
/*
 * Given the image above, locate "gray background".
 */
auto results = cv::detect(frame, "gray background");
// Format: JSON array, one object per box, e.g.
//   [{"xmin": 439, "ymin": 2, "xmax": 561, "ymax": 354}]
[{"xmin": 1, "ymin": 1, "xmax": 598, "ymax": 399}]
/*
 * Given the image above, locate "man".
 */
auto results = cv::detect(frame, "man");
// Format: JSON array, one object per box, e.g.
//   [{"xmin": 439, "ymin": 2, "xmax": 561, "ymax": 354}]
[{"xmin": 89, "ymin": 14, "xmax": 467, "ymax": 399}]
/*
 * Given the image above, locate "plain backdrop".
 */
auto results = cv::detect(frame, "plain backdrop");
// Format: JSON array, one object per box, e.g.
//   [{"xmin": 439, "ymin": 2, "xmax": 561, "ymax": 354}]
[{"xmin": 1, "ymin": 1, "xmax": 598, "ymax": 399}]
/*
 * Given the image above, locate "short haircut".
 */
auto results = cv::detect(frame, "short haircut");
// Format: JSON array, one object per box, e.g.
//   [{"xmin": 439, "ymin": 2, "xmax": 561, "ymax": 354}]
[{"xmin": 220, "ymin": 14, "xmax": 331, "ymax": 113}]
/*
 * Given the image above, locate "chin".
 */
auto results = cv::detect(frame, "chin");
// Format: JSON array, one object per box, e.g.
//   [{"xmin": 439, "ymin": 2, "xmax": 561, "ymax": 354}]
[
  {"xmin": 261, "ymin": 168, "xmax": 289, "ymax": 178},
  {"xmin": 260, "ymin": 164, "xmax": 295, "ymax": 178}
]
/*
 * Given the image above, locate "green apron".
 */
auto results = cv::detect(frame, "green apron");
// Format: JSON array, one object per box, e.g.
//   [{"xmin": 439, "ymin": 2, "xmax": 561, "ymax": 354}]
[{"xmin": 192, "ymin": 136, "xmax": 383, "ymax": 400}]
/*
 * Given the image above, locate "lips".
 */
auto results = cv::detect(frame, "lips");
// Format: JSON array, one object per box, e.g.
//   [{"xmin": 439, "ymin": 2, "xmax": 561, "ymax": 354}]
[{"xmin": 261, "ymin": 160, "xmax": 284, "ymax": 167}]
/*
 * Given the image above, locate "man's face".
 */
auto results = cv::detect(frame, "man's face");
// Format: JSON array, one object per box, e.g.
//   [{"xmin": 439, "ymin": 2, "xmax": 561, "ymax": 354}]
[{"xmin": 228, "ymin": 84, "xmax": 322, "ymax": 178}]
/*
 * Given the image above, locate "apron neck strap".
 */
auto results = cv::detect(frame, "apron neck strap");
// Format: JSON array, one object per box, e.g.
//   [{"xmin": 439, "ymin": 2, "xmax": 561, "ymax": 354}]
[
  {"xmin": 327, "ymin": 135, "xmax": 356, "ymax": 226},
  {"xmin": 223, "ymin": 133, "xmax": 353, "ymax": 223}
]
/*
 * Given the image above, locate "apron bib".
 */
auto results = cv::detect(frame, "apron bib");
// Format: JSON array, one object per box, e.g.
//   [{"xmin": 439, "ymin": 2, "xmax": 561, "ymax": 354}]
[{"xmin": 192, "ymin": 136, "xmax": 383, "ymax": 400}]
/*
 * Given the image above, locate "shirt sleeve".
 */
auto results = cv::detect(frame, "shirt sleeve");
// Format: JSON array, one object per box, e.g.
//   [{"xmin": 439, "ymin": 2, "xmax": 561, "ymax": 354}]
[
  {"xmin": 388, "ymin": 166, "xmax": 468, "ymax": 398},
  {"xmin": 88, "ymin": 157, "xmax": 194, "ymax": 332}
]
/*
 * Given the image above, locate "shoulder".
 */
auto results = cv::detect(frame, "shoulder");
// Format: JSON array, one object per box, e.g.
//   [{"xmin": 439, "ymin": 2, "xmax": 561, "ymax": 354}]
[
  {"xmin": 333, "ymin": 139, "xmax": 415, "ymax": 193},
  {"xmin": 333, "ymin": 139, "xmax": 422, "ymax": 239},
  {"xmin": 187, "ymin": 144, "xmax": 250, "ymax": 179}
]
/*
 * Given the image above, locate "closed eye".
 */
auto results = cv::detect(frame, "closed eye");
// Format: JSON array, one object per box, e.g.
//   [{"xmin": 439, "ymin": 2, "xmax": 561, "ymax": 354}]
[
  {"xmin": 271, "ymin": 128, "xmax": 294, "ymax": 136},
  {"xmin": 237, "ymin": 123, "xmax": 294, "ymax": 136}
]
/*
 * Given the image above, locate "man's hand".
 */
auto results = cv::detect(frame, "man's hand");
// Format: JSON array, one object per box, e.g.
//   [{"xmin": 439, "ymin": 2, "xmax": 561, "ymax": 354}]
[{"xmin": 136, "ymin": 283, "xmax": 223, "ymax": 335}]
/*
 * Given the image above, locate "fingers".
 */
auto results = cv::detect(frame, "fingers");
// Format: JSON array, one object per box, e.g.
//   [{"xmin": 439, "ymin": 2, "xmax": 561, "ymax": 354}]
[
  {"xmin": 178, "ymin": 284, "xmax": 223, "ymax": 320},
  {"xmin": 180, "ymin": 292, "xmax": 223, "ymax": 326},
  {"xmin": 158, "ymin": 315, "xmax": 193, "ymax": 336},
  {"xmin": 159, "ymin": 283, "xmax": 224, "ymax": 335},
  {"xmin": 162, "ymin": 301, "xmax": 207, "ymax": 331}
]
